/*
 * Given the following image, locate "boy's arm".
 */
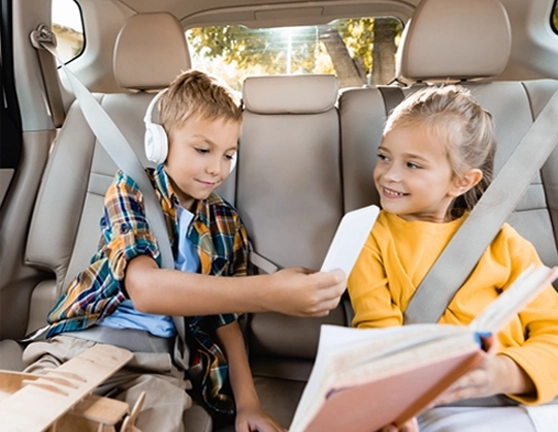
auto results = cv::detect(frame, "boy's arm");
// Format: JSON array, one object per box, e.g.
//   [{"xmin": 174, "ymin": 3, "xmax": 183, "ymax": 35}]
[
  {"xmin": 124, "ymin": 254, "xmax": 345, "ymax": 317},
  {"xmin": 104, "ymin": 173, "xmax": 345, "ymax": 318},
  {"xmin": 215, "ymin": 321, "xmax": 286, "ymax": 432}
]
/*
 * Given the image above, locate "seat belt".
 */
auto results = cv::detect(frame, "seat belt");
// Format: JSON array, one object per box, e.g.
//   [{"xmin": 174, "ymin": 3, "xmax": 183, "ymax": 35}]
[
  {"xmin": 30, "ymin": 25, "xmax": 188, "ymax": 357},
  {"xmin": 378, "ymin": 86, "xmax": 405, "ymax": 118},
  {"xmin": 31, "ymin": 27, "xmax": 65, "ymax": 127},
  {"xmin": 404, "ymin": 88, "xmax": 558, "ymax": 325}
]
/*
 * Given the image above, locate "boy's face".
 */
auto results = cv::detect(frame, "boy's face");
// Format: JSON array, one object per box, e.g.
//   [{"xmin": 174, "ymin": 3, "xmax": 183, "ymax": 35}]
[
  {"xmin": 374, "ymin": 125, "xmax": 463, "ymax": 223},
  {"xmin": 164, "ymin": 116, "xmax": 241, "ymax": 210}
]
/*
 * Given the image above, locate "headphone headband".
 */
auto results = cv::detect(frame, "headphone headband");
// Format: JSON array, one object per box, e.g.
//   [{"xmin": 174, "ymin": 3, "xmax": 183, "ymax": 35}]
[{"xmin": 144, "ymin": 88, "xmax": 168, "ymax": 126}]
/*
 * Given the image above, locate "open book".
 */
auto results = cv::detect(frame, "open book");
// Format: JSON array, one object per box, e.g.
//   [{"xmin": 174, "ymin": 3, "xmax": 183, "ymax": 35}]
[{"xmin": 289, "ymin": 265, "xmax": 558, "ymax": 432}]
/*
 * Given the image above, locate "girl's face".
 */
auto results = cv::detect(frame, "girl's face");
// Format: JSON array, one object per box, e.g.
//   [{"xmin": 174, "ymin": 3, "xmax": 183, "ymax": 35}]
[{"xmin": 374, "ymin": 125, "xmax": 465, "ymax": 223}]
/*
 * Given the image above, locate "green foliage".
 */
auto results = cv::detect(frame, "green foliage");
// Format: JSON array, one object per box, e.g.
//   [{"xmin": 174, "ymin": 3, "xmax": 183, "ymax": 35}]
[
  {"xmin": 187, "ymin": 18, "xmax": 403, "ymax": 89},
  {"xmin": 334, "ymin": 18, "xmax": 403, "ymax": 76},
  {"xmin": 187, "ymin": 19, "xmax": 398, "ymax": 73},
  {"xmin": 188, "ymin": 25, "xmax": 323, "ymax": 74}
]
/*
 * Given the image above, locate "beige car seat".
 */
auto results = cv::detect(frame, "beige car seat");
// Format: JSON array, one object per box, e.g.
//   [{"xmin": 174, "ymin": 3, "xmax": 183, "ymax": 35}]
[{"xmin": 234, "ymin": 74, "xmax": 351, "ymax": 429}]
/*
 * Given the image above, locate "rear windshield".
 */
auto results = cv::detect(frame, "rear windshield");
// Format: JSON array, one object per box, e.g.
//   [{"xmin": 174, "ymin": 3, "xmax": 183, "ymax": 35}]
[{"xmin": 186, "ymin": 17, "xmax": 403, "ymax": 91}]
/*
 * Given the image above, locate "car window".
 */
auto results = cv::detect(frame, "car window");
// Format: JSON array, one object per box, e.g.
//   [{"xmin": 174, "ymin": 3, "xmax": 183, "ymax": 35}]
[
  {"xmin": 51, "ymin": 0, "xmax": 85, "ymax": 63},
  {"xmin": 553, "ymin": 0, "xmax": 558, "ymax": 34},
  {"xmin": 186, "ymin": 17, "xmax": 403, "ymax": 91}
]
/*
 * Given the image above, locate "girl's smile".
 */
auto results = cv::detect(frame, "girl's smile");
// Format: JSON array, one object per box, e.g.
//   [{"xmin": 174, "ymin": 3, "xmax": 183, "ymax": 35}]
[{"xmin": 380, "ymin": 186, "xmax": 408, "ymax": 198}]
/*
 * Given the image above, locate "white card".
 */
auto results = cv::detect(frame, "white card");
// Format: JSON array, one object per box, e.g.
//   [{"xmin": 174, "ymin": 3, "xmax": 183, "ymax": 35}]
[{"xmin": 320, "ymin": 205, "xmax": 380, "ymax": 276}]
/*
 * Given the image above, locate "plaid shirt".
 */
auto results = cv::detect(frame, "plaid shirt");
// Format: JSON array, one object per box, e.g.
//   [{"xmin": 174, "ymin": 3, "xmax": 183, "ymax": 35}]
[{"xmin": 47, "ymin": 164, "xmax": 250, "ymax": 415}]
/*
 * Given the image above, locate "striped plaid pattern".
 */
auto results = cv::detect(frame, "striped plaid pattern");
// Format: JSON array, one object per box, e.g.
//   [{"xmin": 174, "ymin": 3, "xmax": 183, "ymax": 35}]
[{"xmin": 47, "ymin": 164, "xmax": 249, "ymax": 414}]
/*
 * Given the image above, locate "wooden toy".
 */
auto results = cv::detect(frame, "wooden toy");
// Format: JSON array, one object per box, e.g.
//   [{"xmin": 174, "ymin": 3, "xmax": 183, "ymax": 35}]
[{"xmin": 0, "ymin": 344, "xmax": 145, "ymax": 432}]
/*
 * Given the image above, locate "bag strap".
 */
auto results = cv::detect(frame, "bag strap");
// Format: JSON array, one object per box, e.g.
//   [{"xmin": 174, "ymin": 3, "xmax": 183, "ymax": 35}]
[
  {"xmin": 404, "ymin": 88, "xmax": 558, "ymax": 324},
  {"xmin": 30, "ymin": 25, "xmax": 187, "ymax": 348}
]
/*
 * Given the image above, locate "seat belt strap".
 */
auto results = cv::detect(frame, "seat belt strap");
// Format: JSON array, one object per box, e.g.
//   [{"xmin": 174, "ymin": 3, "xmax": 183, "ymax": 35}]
[
  {"xmin": 405, "ymin": 88, "xmax": 558, "ymax": 324},
  {"xmin": 249, "ymin": 251, "xmax": 279, "ymax": 274},
  {"xmin": 30, "ymin": 25, "xmax": 186, "ymax": 346},
  {"xmin": 378, "ymin": 86, "xmax": 404, "ymax": 118},
  {"xmin": 30, "ymin": 25, "xmax": 65, "ymax": 127}
]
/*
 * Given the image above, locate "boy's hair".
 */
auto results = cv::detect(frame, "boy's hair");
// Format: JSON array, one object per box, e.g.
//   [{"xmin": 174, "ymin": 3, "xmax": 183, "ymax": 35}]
[
  {"xmin": 158, "ymin": 69, "xmax": 243, "ymax": 135},
  {"xmin": 384, "ymin": 85, "xmax": 496, "ymax": 217}
]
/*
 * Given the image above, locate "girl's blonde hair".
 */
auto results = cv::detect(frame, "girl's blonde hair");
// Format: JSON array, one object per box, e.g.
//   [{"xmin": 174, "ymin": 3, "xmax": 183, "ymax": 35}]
[
  {"xmin": 158, "ymin": 69, "xmax": 242, "ymax": 135},
  {"xmin": 385, "ymin": 85, "xmax": 496, "ymax": 217}
]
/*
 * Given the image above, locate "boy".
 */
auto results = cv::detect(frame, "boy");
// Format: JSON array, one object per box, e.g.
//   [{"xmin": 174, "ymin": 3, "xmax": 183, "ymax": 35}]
[{"xmin": 23, "ymin": 70, "xmax": 345, "ymax": 432}]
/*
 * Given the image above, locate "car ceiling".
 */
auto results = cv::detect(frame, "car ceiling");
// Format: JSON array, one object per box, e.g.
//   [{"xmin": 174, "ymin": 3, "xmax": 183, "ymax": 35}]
[{"xmin": 114, "ymin": 0, "xmax": 421, "ymax": 28}]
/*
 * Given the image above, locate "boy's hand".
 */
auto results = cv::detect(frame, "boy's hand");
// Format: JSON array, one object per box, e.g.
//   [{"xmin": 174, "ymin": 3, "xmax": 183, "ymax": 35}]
[
  {"xmin": 430, "ymin": 353, "xmax": 534, "ymax": 406},
  {"xmin": 267, "ymin": 267, "xmax": 346, "ymax": 317},
  {"xmin": 235, "ymin": 406, "xmax": 287, "ymax": 432},
  {"xmin": 380, "ymin": 418, "xmax": 419, "ymax": 432}
]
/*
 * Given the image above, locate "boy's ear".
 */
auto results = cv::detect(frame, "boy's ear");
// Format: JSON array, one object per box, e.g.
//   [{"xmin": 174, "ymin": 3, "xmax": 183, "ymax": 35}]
[{"xmin": 449, "ymin": 168, "xmax": 483, "ymax": 197}]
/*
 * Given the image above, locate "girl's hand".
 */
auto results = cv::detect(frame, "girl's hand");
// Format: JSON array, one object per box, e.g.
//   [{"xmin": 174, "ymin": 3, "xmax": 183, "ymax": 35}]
[
  {"xmin": 431, "ymin": 353, "xmax": 534, "ymax": 406},
  {"xmin": 380, "ymin": 417, "xmax": 419, "ymax": 432},
  {"xmin": 235, "ymin": 405, "xmax": 287, "ymax": 432}
]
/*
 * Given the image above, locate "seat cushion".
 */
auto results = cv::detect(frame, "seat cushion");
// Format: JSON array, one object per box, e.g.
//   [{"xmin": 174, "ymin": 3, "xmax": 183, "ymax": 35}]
[
  {"xmin": 0, "ymin": 339, "xmax": 25, "ymax": 371},
  {"xmin": 184, "ymin": 400, "xmax": 213, "ymax": 432}
]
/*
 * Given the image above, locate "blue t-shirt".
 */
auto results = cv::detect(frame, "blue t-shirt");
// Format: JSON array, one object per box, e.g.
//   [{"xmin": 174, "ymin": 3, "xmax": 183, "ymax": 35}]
[{"xmin": 98, "ymin": 205, "xmax": 200, "ymax": 337}]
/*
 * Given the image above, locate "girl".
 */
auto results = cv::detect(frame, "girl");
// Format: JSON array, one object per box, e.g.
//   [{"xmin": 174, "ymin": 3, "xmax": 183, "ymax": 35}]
[{"xmin": 348, "ymin": 85, "xmax": 558, "ymax": 431}]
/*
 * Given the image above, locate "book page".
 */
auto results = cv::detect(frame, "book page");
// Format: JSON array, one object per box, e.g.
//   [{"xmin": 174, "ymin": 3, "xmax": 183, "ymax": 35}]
[
  {"xmin": 320, "ymin": 205, "xmax": 379, "ymax": 276},
  {"xmin": 469, "ymin": 265, "xmax": 558, "ymax": 333},
  {"xmin": 332, "ymin": 330, "xmax": 478, "ymax": 389},
  {"xmin": 289, "ymin": 324, "xmax": 473, "ymax": 432}
]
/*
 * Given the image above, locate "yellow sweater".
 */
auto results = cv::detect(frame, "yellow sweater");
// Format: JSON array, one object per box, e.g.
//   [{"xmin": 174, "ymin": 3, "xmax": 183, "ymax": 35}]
[{"xmin": 348, "ymin": 210, "xmax": 558, "ymax": 404}]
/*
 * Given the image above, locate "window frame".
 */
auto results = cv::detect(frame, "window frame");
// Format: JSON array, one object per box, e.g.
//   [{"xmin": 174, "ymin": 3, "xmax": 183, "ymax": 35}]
[{"xmin": 551, "ymin": 0, "xmax": 558, "ymax": 35}]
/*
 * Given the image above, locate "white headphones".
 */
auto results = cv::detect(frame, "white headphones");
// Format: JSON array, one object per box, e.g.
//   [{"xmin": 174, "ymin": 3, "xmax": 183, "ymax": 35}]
[{"xmin": 144, "ymin": 88, "xmax": 238, "ymax": 174}]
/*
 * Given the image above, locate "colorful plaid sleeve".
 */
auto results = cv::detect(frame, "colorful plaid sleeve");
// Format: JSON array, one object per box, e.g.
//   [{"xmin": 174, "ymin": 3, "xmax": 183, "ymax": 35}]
[
  {"xmin": 230, "ymin": 222, "xmax": 250, "ymax": 278},
  {"xmin": 101, "ymin": 170, "xmax": 162, "ymax": 279},
  {"xmin": 47, "ymin": 170, "xmax": 162, "ymax": 335}
]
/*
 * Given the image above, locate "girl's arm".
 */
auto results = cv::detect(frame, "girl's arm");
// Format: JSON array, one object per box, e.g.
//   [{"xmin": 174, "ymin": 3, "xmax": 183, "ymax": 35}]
[
  {"xmin": 215, "ymin": 321, "xmax": 286, "ymax": 432},
  {"xmin": 348, "ymin": 242, "xmax": 403, "ymax": 328}
]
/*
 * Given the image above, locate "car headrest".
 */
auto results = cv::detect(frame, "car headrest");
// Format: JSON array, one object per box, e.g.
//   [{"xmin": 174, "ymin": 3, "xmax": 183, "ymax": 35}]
[
  {"xmin": 113, "ymin": 13, "xmax": 191, "ymax": 90},
  {"xmin": 242, "ymin": 75, "xmax": 339, "ymax": 114},
  {"xmin": 396, "ymin": 0, "xmax": 511, "ymax": 83}
]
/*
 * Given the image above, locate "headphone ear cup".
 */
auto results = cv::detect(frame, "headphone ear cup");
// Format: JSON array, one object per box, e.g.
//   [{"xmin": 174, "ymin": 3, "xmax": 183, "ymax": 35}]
[
  {"xmin": 145, "ymin": 123, "xmax": 168, "ymax": 164},
  {"xmin": 229, "ymin": 152, "xmax": 237, "ymax": 174}
]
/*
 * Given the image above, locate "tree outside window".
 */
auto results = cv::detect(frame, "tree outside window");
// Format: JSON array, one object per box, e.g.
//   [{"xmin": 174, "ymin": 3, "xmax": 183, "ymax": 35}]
[{"xmin": 187, "ymin": 18, "xmax": 403, "ymax": 91}]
